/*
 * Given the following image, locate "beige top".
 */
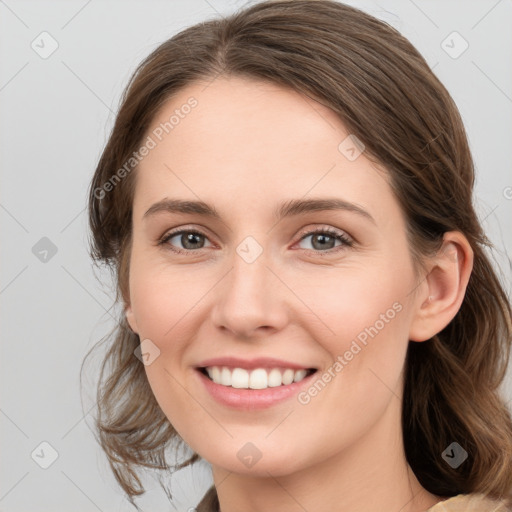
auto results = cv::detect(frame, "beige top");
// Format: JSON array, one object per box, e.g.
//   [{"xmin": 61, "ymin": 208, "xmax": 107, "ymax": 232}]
[
  {"xmin": 426, "ymin": 493, "xmax": 510, "ymax": 511},
  {"xmin": 196, "ymin": 487, "xmax": 511, "ymax": 512}
]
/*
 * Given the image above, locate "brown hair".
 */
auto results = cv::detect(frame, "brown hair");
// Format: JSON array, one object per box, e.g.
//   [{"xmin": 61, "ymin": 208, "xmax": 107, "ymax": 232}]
[{"xmin": 84, "ymin": 1, "xmax": 512, "ymax": 510}]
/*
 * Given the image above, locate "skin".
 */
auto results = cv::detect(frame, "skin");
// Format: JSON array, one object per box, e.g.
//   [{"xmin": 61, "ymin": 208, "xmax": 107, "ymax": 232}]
[{"xmin": 125, "ymin": 76, "xmax": 474, "ymax": 512}]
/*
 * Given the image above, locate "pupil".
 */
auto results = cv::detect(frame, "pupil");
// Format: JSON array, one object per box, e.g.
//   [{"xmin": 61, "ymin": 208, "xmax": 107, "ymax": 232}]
[
  {"xmin": 183, "ymin": 233, "xmax": 202, "ymax": 249},
  {"xmin": 314, "ymin": 234, "xmax": 334, "ymax": 250}
]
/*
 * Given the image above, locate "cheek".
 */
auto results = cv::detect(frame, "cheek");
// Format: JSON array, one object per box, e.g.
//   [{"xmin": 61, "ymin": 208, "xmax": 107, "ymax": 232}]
[
  {"xmin": 128, "ymin": 267, "xmax": 206, "ymax": 442},
  {"xmin": 129, "ymin": 262, "xmax": 205, "ymax": 339},
  {"xmin": 299, "ymin": 259, "xmax": 410, "ymax": 342},
  {"xmin": 293, "ymin": 279, "xmax": 410, "ymax": 459},
  {"xmin": 298, "ymin": 262, "xmax": 412, "ymax": 401}
]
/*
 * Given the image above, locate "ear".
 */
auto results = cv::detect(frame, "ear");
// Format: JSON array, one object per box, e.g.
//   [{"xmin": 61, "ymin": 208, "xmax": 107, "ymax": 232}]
[
  {"xmin": 408, "ymin": 231, "xmax": 474, "ymax": 342},
  {"xmin": 125, "ymin": 304, "xmax": 139, "ymax": 335}
]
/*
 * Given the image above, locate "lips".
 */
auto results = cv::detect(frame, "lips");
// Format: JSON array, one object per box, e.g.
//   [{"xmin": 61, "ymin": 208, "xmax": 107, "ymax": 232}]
[
  {"xmin": 195, "ymin": 362, "xmax": 318, "ymax": 409},
  {"xmin": 193, "ymin": 356, "xmax": 319, "ymax": 408}
]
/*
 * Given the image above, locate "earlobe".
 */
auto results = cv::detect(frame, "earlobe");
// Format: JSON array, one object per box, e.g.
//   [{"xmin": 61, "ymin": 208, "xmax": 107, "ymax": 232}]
[
  {"xmin": 408, "ymin": 232, "xmax": 474, "ymax": 342},
  {"xmin": 125, "ymin": 304, "xmax": 139, "ymax": 335}
]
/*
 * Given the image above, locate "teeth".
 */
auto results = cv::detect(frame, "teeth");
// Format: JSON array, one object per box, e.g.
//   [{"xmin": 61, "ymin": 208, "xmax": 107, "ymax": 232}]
[
  {"xmin": 204, "ymin": 366, "xmax": 311, "ymax": 389},
  {"xmin": 293, "ymin": 369, "xmax": 308, "ymax": 382},
  {"xmin": 220, "ymin": 367, "xmax": 232, "ymax": 386},
  {"xmin": 282, "ymin": 368, "xmax": 294, "ymax": 385},
  {"xmin": 268, "ymin": 368, "xmax": 283, "ymax": 387},
  {"xmin": 232, "ymin": 368, "xmax": 249, "ymax": 388},
  {"xmin": 249, "ymin": 368, "xmax": 267, "ymax": 389}
]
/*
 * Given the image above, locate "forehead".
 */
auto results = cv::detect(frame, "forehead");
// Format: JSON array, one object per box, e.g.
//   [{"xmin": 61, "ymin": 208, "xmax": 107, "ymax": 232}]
[
  {"xmin": 147, "ymin": 76, "xmax": 346, "ymax": 159},
  {"xmin": 134, "ymin": 76, "xmax": 398, "ymax": 226}
]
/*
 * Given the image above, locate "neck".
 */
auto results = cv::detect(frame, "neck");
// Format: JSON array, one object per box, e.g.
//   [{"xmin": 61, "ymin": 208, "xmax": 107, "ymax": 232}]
[{"xmin": 211, "ymin": 397, "xmax": 442, "ymax": 512}]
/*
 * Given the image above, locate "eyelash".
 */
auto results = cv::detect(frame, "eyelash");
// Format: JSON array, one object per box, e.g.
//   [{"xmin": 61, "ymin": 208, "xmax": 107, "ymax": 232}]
[{"xmin": 157, "ymin": 226, "xmax": 354, "ymax": 256}]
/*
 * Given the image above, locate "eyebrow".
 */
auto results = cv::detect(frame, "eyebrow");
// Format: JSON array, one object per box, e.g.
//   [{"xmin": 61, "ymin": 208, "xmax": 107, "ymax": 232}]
[{"xmin": 143, "ymin": 197, "xmax": 376, "ymax": 225}]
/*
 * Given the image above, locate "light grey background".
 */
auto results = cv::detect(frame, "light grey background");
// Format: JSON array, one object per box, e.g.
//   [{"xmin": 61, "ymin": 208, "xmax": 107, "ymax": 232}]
[{"xmin": 1, "ymin": 1, "xmax": 511, "ymax": 511}]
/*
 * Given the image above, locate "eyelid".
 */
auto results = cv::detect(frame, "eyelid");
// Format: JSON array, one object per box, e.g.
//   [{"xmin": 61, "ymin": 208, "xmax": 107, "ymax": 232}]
[
  {"xmin": 293, "ymin": 226, "xmax": 353, "ymax": 254},
  {"xmin": 159, "ymin": 224, "xmax": 215, "ymax": 242},
  {"xmin": 158, "ymin": 224, "xmax": 354, "ymax": 254},
  {"xmin": 296, "ymin": 225, "xmax": 352, "ymax": 243},
  {"xmin": 158, "ymin": 226, "xmax": 215, "ymax": 254}
]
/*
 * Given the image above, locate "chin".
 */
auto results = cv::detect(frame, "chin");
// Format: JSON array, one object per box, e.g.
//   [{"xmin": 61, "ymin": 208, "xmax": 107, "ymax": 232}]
[{"xmin": 199, "ymin": 442, "xmax": 309, "ymax": 477}]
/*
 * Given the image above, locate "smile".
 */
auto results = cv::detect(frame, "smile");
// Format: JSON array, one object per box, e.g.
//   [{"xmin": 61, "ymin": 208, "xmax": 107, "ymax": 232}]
[{"xmin": 200, "ymin": 366, "xmax": 316, "ymax": 389}]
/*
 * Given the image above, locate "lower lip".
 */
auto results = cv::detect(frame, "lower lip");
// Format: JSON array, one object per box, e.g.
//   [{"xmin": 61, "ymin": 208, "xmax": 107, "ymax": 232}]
[{"xmin": 196, "ymin": 369, "xmax": 317, "ymax": 410}]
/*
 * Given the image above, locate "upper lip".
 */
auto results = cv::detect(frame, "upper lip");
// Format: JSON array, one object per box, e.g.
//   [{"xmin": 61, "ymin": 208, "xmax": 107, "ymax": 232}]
[{"xmin": 196, "ymin": 357, "xmax": 316, "ymax": 371}]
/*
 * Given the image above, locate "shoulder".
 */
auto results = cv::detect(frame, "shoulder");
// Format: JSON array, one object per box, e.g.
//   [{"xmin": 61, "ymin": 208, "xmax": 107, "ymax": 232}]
[{"xmin": 426, "ymin": 493, "xmax": 511, "ymax": 512}]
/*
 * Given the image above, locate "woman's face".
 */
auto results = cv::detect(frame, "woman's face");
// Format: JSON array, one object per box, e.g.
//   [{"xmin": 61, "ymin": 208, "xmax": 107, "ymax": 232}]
[{"xmin": 126, "ymin": 76, "xmax": 425, "ymax": 476}]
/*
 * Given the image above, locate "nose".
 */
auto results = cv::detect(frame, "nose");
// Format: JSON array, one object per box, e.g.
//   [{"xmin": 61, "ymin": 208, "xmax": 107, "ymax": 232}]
[{"xmin": 210, "ymin": 247, "xmax": 289, "ymax": 340}]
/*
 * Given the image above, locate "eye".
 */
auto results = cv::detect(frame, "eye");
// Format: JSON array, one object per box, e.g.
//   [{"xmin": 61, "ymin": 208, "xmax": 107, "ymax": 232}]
[
  {"xmin": 158, "ymin": 226, "xmax": 353, "ymax": 255},
  {"xmin": 158, "ymin": 229, "xmax": 213, "ymax": 254},
  {"xmin": 296, "ymin": 227, "xmax": 353, "ymax": 254}
]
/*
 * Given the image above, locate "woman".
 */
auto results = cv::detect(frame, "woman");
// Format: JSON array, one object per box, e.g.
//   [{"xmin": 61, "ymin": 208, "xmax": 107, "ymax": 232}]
[{"xmin": 85, "ymin": 1, "xmax": 512, "ymax": 510}]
